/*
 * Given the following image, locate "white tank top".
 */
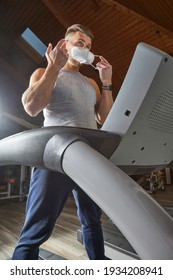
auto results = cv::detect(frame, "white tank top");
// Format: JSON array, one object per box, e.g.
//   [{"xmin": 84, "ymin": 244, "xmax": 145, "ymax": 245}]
[{"xmin": 43, "ymin": 69, "xmax": 97, "ymax": 129}]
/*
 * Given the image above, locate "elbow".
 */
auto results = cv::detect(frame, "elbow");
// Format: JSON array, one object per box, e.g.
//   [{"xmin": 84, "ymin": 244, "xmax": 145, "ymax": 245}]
[
  {"xmin": 96, "ymin": 110, "xmax": 110, "ymax": 125},
  {"xmin": 96, "ymin": 113, "xmax": 105, "ymax": 126},
  {"xmin": 25, "ymin": 106, "xmax": 38, "ymax": 117},
  {"xmin": 24, "ymin": 105, "xmax": 38, "ymax": 117},
  {"xmin": 21, "ymin": 95, "xmax": 39, "ymax": 117},
  {"xmin": 22, "ymin": 101, "xmax": 38, "ymax": 117}
]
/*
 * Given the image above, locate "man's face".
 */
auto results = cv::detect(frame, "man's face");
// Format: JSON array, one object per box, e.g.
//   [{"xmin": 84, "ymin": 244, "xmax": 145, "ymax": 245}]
[{"xmin": 65, "ymin": 31, "xmax": 92, "ymax": 65}]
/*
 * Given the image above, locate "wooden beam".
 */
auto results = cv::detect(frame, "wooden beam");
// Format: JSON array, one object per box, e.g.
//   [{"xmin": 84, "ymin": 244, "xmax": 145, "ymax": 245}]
[
  {"xmin": 100, "ymin": 0, "xmax": 173, "ymax": 37},
  {"xmin": 41, "ymin": 0, "xmax": 72, "ymax": 28}
]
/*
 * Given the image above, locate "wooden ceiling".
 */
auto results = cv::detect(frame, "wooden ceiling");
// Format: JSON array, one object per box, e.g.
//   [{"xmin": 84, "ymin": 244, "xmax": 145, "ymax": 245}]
[{"xmin": 0, "ymin": 0, "xmax": 173, "ymax": 135}]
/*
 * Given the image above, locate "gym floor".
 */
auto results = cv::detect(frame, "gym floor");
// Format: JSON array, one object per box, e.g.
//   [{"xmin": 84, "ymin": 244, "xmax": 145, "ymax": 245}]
[{"xmin": 0, "ymin": 184, "xmax": 172, "ymax": 260}]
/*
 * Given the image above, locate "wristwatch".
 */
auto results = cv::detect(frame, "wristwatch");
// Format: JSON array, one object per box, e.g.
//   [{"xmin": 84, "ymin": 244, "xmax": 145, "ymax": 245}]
[{"xmin": 102, "ymin": 84, "xmax": 113, "ymax": 91}]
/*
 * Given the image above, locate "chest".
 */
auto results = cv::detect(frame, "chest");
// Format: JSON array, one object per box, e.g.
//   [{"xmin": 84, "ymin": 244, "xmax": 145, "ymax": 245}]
[{"xmin": 51, "ymin": 71, "xmax": 96, "ymax": 107}]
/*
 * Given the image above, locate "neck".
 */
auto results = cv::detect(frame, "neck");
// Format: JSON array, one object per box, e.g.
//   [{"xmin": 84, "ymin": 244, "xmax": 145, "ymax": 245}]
[{"xmin": 63, "ymin": 59, "xmax": 80, "ymax": 72}]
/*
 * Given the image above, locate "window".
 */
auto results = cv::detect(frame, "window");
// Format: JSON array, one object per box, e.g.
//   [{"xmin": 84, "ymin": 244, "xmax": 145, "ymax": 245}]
[
  {"xmin": 16, "ymin": 28, "xmax": 47, "ymax": 63},
  {"xmin": 21, "ymin": 28, "xmax": 46, "ymax": 57}
]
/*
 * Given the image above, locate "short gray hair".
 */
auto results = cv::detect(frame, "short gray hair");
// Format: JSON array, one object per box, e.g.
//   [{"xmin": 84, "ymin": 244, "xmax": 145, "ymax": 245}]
[{"xmin": 65, "ymin": 24, "xmax": 94, "ymax": 39}]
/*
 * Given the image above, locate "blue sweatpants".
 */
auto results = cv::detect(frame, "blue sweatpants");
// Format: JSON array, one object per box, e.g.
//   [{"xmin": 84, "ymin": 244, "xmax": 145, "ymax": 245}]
[{"xmin": 12, "ymin": 168, "xmax": 105, "ymax": 259}]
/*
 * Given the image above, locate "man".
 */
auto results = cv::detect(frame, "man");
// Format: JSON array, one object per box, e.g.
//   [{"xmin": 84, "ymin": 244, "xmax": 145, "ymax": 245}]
[{"xmin": 12, "ymin": 24, "xmax": 113, "ymax": 260}]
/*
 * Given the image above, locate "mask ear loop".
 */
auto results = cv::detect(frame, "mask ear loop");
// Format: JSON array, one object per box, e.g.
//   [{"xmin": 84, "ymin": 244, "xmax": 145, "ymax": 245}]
[
  {"xmin": 90, "ymin": 64, "xmax": 97, "ymax": 70},
  {"xmin": 90, "ymin": 55, "xmax": 100, "ymax": 70}
]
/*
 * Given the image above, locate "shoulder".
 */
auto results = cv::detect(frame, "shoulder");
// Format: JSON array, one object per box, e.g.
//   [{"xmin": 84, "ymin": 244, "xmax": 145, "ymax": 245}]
[
  {"xmin": 87, "ymin": 77, "xmax": 101, "ymax": 104},
  {"xmin": 87, "ymin": 78, "xmax": 99, "ymax": 91},
  {"xmin": 29, "ymin": 68, "xmax": 46, "ymax": 86}
]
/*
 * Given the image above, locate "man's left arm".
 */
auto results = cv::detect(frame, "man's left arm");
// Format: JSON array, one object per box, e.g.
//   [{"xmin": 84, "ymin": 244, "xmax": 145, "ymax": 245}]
[{"xmin": 89, "ymin": 56, "xmax": 113, "ymax": 124}]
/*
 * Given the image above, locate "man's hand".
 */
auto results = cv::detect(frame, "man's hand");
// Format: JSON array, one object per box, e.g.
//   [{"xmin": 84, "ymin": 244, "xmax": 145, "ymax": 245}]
[
  {"xmin": 96, "ymin": 56, "xmax": 112, "ymax": 85},
  {"xmin": 45, "ymin": 39, "xmax": 68, "ymax": 70}
]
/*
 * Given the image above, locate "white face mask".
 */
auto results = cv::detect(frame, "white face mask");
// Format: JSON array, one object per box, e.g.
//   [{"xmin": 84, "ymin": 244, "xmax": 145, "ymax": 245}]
[
  {"xmin": 67, "ymin": 42, "xmax": 97, "ymax": 67},
  {"xmin": 71, "ymin": 46, "xmax": 95, "ymax": 65}
]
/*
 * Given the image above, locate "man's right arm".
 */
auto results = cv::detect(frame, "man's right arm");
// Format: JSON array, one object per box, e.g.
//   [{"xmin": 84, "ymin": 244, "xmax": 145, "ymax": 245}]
[
  {"xmin": 22, "ymin": 66, "xmax": 60, "ymax": 116},
  {"xmin": 22, "ymin": 39, "xmax": 68, "ymax": 117}
]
